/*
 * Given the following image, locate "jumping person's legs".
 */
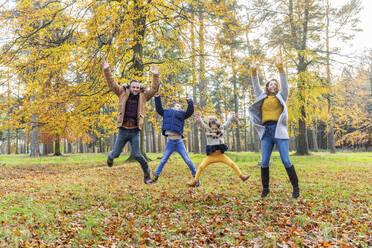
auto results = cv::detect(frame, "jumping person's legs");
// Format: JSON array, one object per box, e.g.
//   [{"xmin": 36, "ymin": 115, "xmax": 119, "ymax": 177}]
[
  {"xmin": 107, "ymin": 127, "xmax": 130, "ymax": 166},
  {"xmin": 129, "ymin": 129, "xmax": 152, "ymax": 183},
  {"xmin": 275, "ymin": 138, "xmax": 299, "ymax": 198},
  {"xmin": 187, "ymin": 155, "xmax": 217, "ymax": 186},
  {"xmin": 175, "ymin": 139, "xmax": 197, "ymax": 176},
  {"xmin": 275, "ymin": 138, "xmax": 292, "ymax": 168},
  {"xmin": 218, "ymin": 154, "xmax": 250, "ymax": 181},
  {"xmin": 218, "ymin": 154, "xmax": 242, "ymax": 176},
  {"xmin": 261, "ymin": 126, "xmax": 275, "ymax": 168},
  {"xmin": 154, "ymin": 139, "xmax": 176, "ymax": 177},
  {"xmin": 260, "ymin": 125, "xmax": 275, "ymax": 197}
]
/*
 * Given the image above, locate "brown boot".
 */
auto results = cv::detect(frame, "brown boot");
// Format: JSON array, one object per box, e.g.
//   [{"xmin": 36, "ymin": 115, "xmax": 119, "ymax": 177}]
[
  {"xmin": 187, "ymin": 180, "xmax": 199, "ymax": 187},
  {"xmin": 239, "ymin": 174, "xmax": 250, "ymax": 182}
]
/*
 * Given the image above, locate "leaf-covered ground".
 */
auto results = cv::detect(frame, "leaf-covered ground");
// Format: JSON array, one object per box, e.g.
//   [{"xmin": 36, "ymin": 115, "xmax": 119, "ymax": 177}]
[{"xmin": 0, "ymin": 152, "xmax": 371, "ymax": 247}]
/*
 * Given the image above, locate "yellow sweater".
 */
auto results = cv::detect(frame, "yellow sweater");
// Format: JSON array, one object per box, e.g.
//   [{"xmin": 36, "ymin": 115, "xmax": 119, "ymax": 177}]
[{"xmin": 261, "ymin": 95, "xmax": 283, "ymax": 124}]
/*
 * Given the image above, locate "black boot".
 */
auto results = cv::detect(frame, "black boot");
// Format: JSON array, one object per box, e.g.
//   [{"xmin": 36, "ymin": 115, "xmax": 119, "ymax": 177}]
[
  {"xmin": 261, "ymin": 167, "xmax": 270, "ymax": 198},
  {"xmin": 285, "ymin": 165, "xmax": 300, "ymax": 198},
  {"xmin": 143, "ymin": 169, "xmax": 153, "ymax": 184},
  {"xmin": 107, "ymin": 158, "xmax": 113, "ymax": 167}
]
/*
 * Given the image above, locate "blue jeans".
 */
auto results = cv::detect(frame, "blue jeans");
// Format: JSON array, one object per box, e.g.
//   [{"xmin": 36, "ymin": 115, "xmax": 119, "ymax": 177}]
[
  {"xmin": 261, "ymin": 124, "xmax": 292, "ymax": 168},
  {"xmin": 108, "ymin": 127, "xmax": 150, "ymax": 175},
  {"xmin": 155, "ymin": 138, "xmax": 196, "ymax": 177}
]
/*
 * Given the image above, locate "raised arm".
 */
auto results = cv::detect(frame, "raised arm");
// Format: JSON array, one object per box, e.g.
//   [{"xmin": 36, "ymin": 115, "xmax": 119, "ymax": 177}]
[
  {"xmin": 250, "ymin": 61, "xmax": 264, "ymax": 97},
  {"xmin": 275, "ymin": 58, "xmax": 289, "ymax": 101},
  {"xmin": 102, "ymin": 61, "xmax": 124, "ymax": 96},
  {"xmin": 145, "ymin": 65, "xmax": 160, "ymax": 101},
  {"xmin": 184, "ymin": 98, "xmax": 194, "ymax": 119},
  {"xmin": 222, "ymin": 113, "xmax": 238, "ymax": 130},
  {"xmin": 154, "ymin": 95, "xmax": 164, "ymax": 116},
  {"xmin": 194, "ymin": 113, "xmax": 209, "ymax": 131}
]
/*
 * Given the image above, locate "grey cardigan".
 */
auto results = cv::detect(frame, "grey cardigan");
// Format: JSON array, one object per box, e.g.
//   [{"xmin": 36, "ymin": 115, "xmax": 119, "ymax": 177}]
[{"xmin": 248, "ymin": 73, "xmax": 290, "ymax": 140}]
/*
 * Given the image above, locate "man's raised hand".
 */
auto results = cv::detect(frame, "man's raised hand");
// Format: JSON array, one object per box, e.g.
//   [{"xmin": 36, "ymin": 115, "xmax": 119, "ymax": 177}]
[
  {"xmin": 102, "ymin": 60, "xmax": 110, "ymax": 70},
  {"xmin": 151, "ymin": 65, "xmax": 159, "ymax": 75}
]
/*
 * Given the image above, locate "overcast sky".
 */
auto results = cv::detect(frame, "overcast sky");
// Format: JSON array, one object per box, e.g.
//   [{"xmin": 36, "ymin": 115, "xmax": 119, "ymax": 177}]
[{"xmin": 352, "ymin": 0, "xmax": 371, "ymax": 51}]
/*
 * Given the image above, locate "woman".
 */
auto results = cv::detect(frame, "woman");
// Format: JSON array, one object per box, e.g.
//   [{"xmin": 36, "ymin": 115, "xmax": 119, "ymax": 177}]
[{"xmin": 248, "ymin": 58, "xmax": 300, "ymax": 198}]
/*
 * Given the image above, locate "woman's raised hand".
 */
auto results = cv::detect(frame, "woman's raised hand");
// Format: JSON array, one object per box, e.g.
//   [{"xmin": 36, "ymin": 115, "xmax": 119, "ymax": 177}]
[
  {"xmin": 194, "ymin": 112, "xmax": 200, "ymax": 120},
  {"xmin": 274, "ymin": 57, "xmax": 284, "ymax": 73}
]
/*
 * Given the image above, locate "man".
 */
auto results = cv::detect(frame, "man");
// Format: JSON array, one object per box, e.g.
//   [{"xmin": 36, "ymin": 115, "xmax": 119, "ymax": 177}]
[{"xmin": 102, "ymin": 60, "xmax": 160, "ymax": 184}]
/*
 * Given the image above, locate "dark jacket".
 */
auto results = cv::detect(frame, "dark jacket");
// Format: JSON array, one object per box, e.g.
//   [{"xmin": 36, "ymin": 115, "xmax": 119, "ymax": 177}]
[{"xmin": 155, "ymin": 95, "xmax": 194, "ymax": 137}]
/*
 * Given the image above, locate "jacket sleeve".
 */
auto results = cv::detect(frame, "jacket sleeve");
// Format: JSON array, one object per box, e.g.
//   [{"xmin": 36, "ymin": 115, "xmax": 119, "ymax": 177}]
[
  {"xmin": 279, "ymin": 73, "xmax": 289, "ymax": 101},
  {"xmin": 251, "ymin": 75, "xmax": 263, "ymax": 97},
  {"xmin": 196, "ymin": 116, "xmax": 210, "ymax": 131},
  {"xmin": 103, "ymin": 67, "xmax": 124, "ymax": 96},
  {"xmin": 222, "ymin": 115, "xmax": 237, "ymax": 130},
  {"xmin": 144, "ymin": 74, "xmax": 160, "ymax": 101},
  {"xmin": 154, "ymin": 95, "xmax": 164, "ymax": 116},
  {"xmin": 184, "ymin": 99, "xmax": 194, "ymax": 119}
]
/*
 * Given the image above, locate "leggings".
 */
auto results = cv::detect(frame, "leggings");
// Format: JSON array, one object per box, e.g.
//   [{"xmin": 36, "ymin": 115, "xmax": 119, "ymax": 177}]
[{"xmin": 193, "ymin": 151, "xmax": 242, "ymax": 181}]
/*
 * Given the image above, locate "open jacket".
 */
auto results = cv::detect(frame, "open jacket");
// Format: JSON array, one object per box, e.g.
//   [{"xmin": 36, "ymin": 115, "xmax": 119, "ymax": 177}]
[
  {"xmin": 104, "ymin": 68, "xmax": 160, "ymax": 130},
  {"xmin": 155, "ymin": 95, "xmax": 194, "ymax": 137},
  {"xmin": 248, "ymin": 73, "xmax": 289, "ymax": 139}
]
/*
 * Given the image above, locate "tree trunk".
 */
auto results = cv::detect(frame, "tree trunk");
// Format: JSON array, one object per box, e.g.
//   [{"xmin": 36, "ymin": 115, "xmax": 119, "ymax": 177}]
[
  {"xmin": 7, "ymin": 129, "xmax": 10, "ymax": 154},
  {"xmin": 145, "ymin": 120, "xmax": 150, "ymax": 153},
  {"xmin": 109, "ymin": 133, "xmax": 116, "ymax": 152},
  {"xmin": 288, "ymin": 0, "xmax": 310, "ymax": 155},
  {"xmin": 198, "ymin": 7, "xmax": 206, "ymax": 154},
  {"xmin": 190, "ymin": 11, "xmax": 199, "ymax": 154},
  {"xmin": 296, "ymin": 107, "xmax": 309, "ymax": 155},
  {"xmin": 151, "ymin": 123, "xmax": 157, "ymax": 153},
  {"xmin": 311, "ymin": 124, "xmax": 319, "ymax": 152},
  {"xmin": 230, "ymin": 48, "xmax": 241, "ymax": 152},
  {"xmin": 188, "ymin": 132, "xmax": 192, "ymax": 152},
  {"xmin": 15, "ymin": 129, "xmax": 19, "ymax": 154},
  {"xmin": 54, "ymin": 136, "xmax": 62, "ymax": 156},
  {"xmin": 42, "ymin": 143, "xmax": 48, "ymax": 155},
  {"xmin": 226, "ymin": 129, "xmax": 230, "ymax": 148},
  {"xmin": 63, "ymin": 140, "xmax": 67, "ymax": 154},
  {"xmin": 232, "ymin": 129, "xmax": 235, "ymax": 151},
  {"xmin": 253, "ymin": 128, "xmax": 260, "ymax": 152},
  {"xmin": 157, "ymin": 130, "xmax": 162, "ymax": 153},
  {"xmin": 79, "ymin": 139, "xmax": 84, "ymax": 153},
  {"xmin": 325, "ymin": 0, "xmax": 336, "ymax": 154}
]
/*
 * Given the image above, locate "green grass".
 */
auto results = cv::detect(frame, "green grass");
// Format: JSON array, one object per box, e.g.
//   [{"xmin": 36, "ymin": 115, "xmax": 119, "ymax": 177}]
[{"xmin": 0, "ymin": 151, "xmax": 371, "ymax": 247}]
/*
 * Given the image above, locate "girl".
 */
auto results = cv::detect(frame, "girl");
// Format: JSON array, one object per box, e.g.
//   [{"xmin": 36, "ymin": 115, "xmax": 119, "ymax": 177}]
[
  {"xmin": 248, "ymin": 58, "xmax": 300, "ymax": 198},
  {"xmin": 187, "ymin": 113, "xmax": 250, "ymax": 187},
  {"xmin": 149, "ymin": 94, "xmax": 198, "ymax": 184}
]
